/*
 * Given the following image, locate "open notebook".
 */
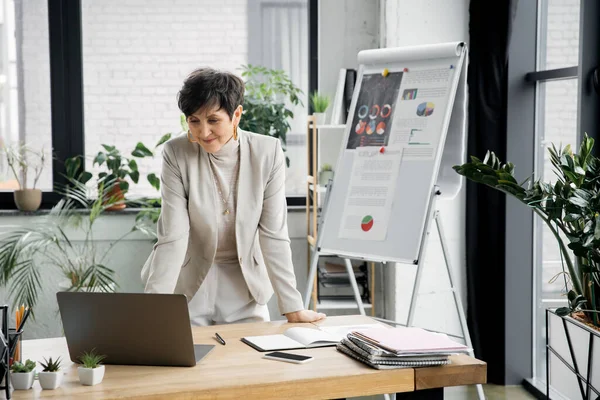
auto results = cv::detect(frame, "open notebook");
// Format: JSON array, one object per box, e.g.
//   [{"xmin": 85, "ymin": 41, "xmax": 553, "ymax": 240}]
[
  {"xmin": 241, "ymin": 324, "xmax": 381, "ymax": 352},
  {"xmin": 241, "ymin": 327, "xmax": 339, "ymax": 352}
]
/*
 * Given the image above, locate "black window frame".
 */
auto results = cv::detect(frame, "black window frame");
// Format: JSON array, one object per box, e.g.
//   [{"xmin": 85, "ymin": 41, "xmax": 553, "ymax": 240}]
[
  {"xmin": 0, "ymin": 0, "xmax": 318, "ymax": 210},
  {"xmin": 507, "ymin": 0, "xmax": 600, "ymax": 396}
]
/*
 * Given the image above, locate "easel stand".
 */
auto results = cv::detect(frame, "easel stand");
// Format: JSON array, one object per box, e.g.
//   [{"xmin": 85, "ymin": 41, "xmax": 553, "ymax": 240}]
[{"xmin": 304, "ymin": 184, "xmax": 485, "ymax": 400}]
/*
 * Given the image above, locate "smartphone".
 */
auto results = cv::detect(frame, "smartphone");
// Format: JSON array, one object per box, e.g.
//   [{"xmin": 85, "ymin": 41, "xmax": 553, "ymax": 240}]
[{"xmin": 263, "ymin": 351, "xmax": 314, "ymax": 364}]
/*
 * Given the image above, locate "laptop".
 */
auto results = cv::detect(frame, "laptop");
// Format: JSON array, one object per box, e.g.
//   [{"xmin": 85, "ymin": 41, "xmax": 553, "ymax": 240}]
[{"xmin": 57, "ymin": 292, "xmax": 214, "ymax": 367}]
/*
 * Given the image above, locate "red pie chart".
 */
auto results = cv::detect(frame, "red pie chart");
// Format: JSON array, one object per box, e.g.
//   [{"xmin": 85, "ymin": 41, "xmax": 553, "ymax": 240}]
[{"xmin": 361, "ymin": 215, "xmax": 374, "ymax": 232}]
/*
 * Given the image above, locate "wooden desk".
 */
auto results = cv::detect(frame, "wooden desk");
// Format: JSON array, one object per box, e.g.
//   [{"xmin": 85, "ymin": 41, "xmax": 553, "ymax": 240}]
[{"xmin": 6, "ymin": 315, "xmax": 485, "ymax": 399}]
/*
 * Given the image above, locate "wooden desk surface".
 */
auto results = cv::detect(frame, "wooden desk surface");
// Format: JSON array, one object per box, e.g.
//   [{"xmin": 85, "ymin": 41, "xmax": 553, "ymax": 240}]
[{"xmin": 7, "ymin": 315, "xmax": 485, "ymax": 399}]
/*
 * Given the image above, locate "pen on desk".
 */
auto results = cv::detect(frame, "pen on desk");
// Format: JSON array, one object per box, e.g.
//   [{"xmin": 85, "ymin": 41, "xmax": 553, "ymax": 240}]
[{"xmin": 215, "ymin": 332, "xmax": 226, "ymax": 345}]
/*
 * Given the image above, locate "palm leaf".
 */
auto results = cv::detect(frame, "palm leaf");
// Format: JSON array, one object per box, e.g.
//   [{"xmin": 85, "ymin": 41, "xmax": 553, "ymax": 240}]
[{"xmin": 8, "ymin": 259, "xmax": 42, "ymax": 315}]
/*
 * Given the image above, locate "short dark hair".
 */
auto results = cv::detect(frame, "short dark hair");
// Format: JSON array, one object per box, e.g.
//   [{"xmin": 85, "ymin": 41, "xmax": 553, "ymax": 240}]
[{"xmin": 177, "ymin": 67, "xmax": 245, "ymax": 119}]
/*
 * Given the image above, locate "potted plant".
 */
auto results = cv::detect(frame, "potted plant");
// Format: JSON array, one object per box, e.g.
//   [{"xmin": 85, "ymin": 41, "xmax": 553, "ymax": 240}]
[
  {"xmin": 1, "ymin": 142, "xmax": 49, "ymax": 211},
  {"xmin": 310, "ymin": 91, "xmax": 330, "ymax": 125},
  {"xmin": 10, "ymin": 359, "xmax": 36, "ymax": 390},
  {"xmin": 91, "ymin": 143, "xmax": 148, "ymax": 211},
  {"xmin": 77, "ymin": 349, "xmax": 106, "ymax": 386},
  {"xmin": 38, "ymin": 357, "xmax": 62, "ymax": 390},
  {"xmin": 319, "ymin": 163, "xmax": 334, "ymax": 184},
  {"xmin": 238, "ymin": 64, "xmax": 303, "ymax": 167},
  {"xmin": 453, "ymin": 133, "xmax": 600, "ymax": 398},
  {"xmin": 0, "ymin": 173, "xmax": 139, "ymax": 309}
]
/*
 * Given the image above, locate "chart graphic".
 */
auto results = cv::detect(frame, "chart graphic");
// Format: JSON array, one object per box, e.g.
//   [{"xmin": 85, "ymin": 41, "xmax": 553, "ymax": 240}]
[
  {"xmin": 402, "ymin": 88, "xmax": 418, "ymax": 100},
  {"xmin": 416, "ymin": 102, "xmax": 435, "ymax": 117},
  {"xmin": 355, "ymin": 120, "xmax": 366, "ymax": 134},
  {"xmin": 366, "ymin": 120, "xmax": 376, "ymax": 135},
  {"xmin": 361, "ymin": 215, "xmax": 374, "ymax": 232},
  {"xmin": 347, "ymin": 72, "xmax": 403, "ymax": 149}
]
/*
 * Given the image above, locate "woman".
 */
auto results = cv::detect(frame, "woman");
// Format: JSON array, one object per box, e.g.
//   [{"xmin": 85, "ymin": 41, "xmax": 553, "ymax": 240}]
[{"xmin": 141, "ymin": 67, "xmax": 326, "ymax": 325}]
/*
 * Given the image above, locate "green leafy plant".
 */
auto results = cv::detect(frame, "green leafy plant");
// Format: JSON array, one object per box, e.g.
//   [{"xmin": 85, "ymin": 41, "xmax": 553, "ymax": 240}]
[
  {"xmin": 78, "ymin": 349, "xmax": 106, "ymax": 369},
  {"xmin": 453, "ymin": 133, "xmax": 600, "ymax": 328},
  {"xmin": 0, "ymin": 173, "xmax": 143, "ymax": 310},
  {"xmin": 1, "ymin": 142, "xmax": 49, "ymax": 190},
  {"xmin": 321, "ymin": 163, "xmax": 333, "ymax": 172},
  {"xmin": 238, "ymin": 64, "xmax": 303, "ymax": 167},
  {"xmin": 91, "ymin": 133, "xmax": 171, "ymax": 195},
  {"xmin": 40, "ymin": 357, "xmax": 62, "ymax": 372},
  {"xmin": 10, "ymin": 359, "xmax": 36, "ymax": 373},
  {"xmin": 310, "ymin": 91, "xmax": 330, "ymax": 113}
]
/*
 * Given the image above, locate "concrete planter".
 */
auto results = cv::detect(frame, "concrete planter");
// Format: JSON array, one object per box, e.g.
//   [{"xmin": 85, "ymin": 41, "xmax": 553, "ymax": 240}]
[{"xmin": 13, "ymin": 189, "xmax": 42, "ymax": 212}]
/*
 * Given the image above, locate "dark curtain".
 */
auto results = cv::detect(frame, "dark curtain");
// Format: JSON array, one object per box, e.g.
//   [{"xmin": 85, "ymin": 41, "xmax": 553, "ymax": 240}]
[{"xmin": 466, "ymin": 0, "xmax": 518, "ymax": 384}]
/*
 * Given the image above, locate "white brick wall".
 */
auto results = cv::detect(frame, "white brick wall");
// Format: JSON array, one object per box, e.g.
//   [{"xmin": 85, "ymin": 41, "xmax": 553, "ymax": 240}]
[
  {"xmin": 19, "ymin": 0, "xmax": 247, "ymax": 196},
  {"xmin": 80, "ymin": 0, "xmax": 247, "ymax": 197}
]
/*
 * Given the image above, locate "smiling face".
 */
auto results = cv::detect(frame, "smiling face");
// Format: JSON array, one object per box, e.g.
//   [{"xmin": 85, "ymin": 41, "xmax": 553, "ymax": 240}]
[{"xmin": 188, "ymin": 104, "xmax": 243, "ymax": 153}]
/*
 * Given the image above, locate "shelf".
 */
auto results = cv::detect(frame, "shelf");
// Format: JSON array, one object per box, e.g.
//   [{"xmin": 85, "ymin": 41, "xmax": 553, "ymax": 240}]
[
  {"xmin": 315, "ymin": 124, "xmax": 346, "ymax": 130},
  {"xmin": 309, "ymin": 184, "xmax": 327, "ymax": 193},
  {"xmin": 316, "ymin": 299, "xmax": 373, "ymax": 310}
]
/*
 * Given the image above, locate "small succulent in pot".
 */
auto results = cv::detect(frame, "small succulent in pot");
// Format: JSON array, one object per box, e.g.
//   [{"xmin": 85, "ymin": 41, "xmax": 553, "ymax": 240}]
[{"xmin": 38, "ymin": 356, "xmax": 63, "ymax": 390}]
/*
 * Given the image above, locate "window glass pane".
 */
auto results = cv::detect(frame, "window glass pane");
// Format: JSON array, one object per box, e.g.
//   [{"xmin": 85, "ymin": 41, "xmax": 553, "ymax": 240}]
[
  {"xmin": 0, "ymin": 0, "xmax": 52, "ymax": 191},
  {"xmin": 249, "ymin": 0, "xmax": 308, "ymax": 197},
  {"xmin": 534, "ymin": 78, "xmax": 578, "ymax": 382},
  {"xmin": 81, "ymin": 0, "xmax": 248, "ymax": 199},
  {"xmin": 539, "ymin": 0, "xmax": 580, "ymax": 70}
]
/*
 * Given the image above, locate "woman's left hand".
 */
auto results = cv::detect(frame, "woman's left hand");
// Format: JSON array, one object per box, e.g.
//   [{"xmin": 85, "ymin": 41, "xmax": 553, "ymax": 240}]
[{"xmin": 285, "ymin": 309, "xmax": 326, "ymax": 323}]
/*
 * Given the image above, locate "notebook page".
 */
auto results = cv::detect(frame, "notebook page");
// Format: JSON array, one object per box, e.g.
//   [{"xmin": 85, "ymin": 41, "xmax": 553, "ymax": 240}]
[
  {"xmin": 284, "ymin": 327, "xmax": 338, "ymax": 347},
  {"xmin": 242, "ymin": 334, "xmax": 303, "ymax": 351}
]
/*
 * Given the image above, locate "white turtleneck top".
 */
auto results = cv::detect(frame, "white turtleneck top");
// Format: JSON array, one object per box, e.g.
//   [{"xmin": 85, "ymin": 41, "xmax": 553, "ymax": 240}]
[{"xmin": 207, "ymin": 137, "xmax": 240, "ymax": 265}]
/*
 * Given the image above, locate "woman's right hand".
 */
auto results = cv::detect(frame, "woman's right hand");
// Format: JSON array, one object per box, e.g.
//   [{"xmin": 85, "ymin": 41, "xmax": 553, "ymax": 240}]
[{"xmin": 285, "ymin": 309, "xmax": 326, "ymax": 323}]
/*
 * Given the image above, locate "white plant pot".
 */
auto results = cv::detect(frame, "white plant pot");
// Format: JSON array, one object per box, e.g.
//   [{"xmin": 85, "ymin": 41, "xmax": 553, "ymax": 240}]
[
  {"xmin": 314, "ymin": 112, "xmax": 327, "ymax": 126},
  {"xmin": 11, "ymin": 371, "xmax": 34, "ymax": 390},
  {"xmin": 38, "ymin": 371, "xmax": 62, "ymax": 390},
  {"xmin": 78, "ymin": 365, "xmax": 105, "ymax": 386}
]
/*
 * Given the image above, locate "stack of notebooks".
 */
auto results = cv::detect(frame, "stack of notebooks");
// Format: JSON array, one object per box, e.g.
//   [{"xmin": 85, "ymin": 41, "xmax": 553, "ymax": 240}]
[{"xmin": 336, "ymin": 326, "xmax": 470, "ymax": 370}]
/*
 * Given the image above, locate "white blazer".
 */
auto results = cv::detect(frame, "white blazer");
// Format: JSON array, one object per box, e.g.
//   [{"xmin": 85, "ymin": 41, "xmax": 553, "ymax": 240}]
[{"xmin": 140, "ymin": 129, "xmax": 304, "ymax": 314}]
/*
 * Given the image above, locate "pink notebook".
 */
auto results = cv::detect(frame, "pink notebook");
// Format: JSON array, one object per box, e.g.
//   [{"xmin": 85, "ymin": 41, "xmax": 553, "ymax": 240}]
[{"xmin": 352, "ymin": 327, "xmax": 469, "ymax": 354}]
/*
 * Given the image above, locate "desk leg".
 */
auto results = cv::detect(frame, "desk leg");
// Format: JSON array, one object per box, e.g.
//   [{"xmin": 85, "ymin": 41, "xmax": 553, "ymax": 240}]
[{"xmin": 396, "ymin": 388, "xmax": 443, "ymax": 399}]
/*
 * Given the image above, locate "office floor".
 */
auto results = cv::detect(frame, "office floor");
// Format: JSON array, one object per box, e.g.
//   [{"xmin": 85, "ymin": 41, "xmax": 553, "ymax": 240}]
[
  {"xmin": 354, "ymin": 384, "xmax": 537, "ymax": 399},
  {"xmin": 445, "ymin": 384, "xmax": 537, "ymax": 399}
]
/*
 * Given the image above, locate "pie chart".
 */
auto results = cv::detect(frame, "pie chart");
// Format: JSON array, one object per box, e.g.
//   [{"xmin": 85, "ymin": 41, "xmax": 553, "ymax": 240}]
[
  {"xmin": 366, "ymin": 120, "xmax": 376, "ymax": 135},
  {"xmin": 416, "ymin": 102, "xmax": 435, "ymax": 117},
  {"xmin": 361, "ymin": 215, "xmax": 374, "ymax": 232},
  {"xmin": 355, "ymin": 120, "xmax": 366, "ymax": 134},
  {"xmin": 376, "ymin": 121, "xmax": 386, "ymax": 135}
]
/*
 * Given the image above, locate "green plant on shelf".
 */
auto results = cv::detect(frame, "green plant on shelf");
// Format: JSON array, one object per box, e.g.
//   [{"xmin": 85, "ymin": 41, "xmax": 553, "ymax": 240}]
[{"xmin": 310, "ymin": 91, "xmax": 330, "ymax": 113}]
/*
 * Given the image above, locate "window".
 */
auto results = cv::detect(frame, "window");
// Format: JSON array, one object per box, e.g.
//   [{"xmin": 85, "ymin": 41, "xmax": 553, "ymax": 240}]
[
  {"xmin": 81, "ymin": 0, "xmax": 249, "ymax": 199},
  {"xmin": 526, "ymin": 0, "xmax": 586, "ymax": 392},
  {"xmin": 81, "ymin": 0, "xmax": 311, "ymax": 201},
  {"xmin": 0, "ymin": 0, "xmax": 52, "ymax": 192},
  {"xmin": 0, "ymin": 0, "xmax": 314, "ymax": 208},
  {"xmin": 248, "ymin": 0, "xmax": 309, "ymax": 199}
]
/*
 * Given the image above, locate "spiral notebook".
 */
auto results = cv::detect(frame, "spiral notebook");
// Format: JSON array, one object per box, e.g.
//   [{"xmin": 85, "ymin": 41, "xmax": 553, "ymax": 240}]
[{"xmin": 336, "ymin": 343, "xmax": 451, "ymax": 370}]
